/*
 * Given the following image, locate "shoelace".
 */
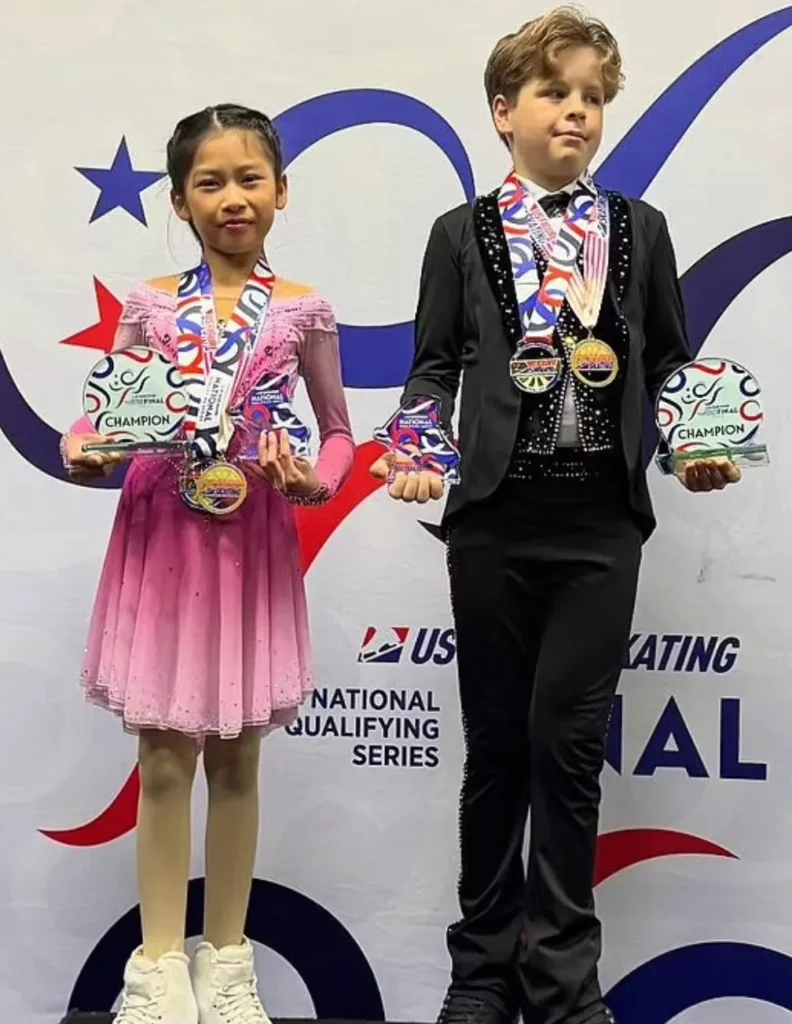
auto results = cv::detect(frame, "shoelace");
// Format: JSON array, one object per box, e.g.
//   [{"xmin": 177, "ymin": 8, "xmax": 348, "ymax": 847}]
[
  {"xmin": 437, "ymin": 994, "xmax": 500, "ymax": 1024},
  {"xmin": 216, "ymin": 976, "xmax": 270, "ymax": 1023},
  {"xmin": 115, "ymin": 990, "xmax": 163, "ymax": 1024}
]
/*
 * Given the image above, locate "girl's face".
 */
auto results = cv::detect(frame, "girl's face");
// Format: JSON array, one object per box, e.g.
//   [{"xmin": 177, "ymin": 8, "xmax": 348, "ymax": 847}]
[{"xmin": 173, "ymin": 128, "xmax": 287, "ymax": 256}]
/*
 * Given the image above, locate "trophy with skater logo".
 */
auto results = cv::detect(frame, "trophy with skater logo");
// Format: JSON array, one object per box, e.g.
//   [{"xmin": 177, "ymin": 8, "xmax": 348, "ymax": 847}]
[
  {"xmin": 654, "ymin": 357, "xmax": 768, "ymax": 474},
  {"xmin": 81, "ymin": 346, "xmax": 188, "ymax": 455}
]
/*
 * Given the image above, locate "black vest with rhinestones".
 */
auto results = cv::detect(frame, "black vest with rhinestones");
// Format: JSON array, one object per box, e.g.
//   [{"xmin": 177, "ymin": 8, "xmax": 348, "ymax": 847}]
[{"xmin": 474, "ymin": 188, "xmax": 633, "ymax": 459}]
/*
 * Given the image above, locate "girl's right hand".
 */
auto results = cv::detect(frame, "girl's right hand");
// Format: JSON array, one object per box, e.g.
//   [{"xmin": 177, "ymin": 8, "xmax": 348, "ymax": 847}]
[
  {"xmin": 64, "ymin": 433, "xmax": 124, "ymax": 476},
  {"xmin": 369, "ymin": 450, "xmax": 445, "ymax": 503}
]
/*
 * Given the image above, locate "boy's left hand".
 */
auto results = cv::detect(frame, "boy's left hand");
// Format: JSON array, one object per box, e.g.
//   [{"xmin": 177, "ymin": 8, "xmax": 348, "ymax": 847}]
[
  {"xmin": 257, "ymin": 429, "xmax": 321, "ymax": 495},
  {"xmin": 675, "ymin": 458, "xmax": 742, "ymax": 492}
]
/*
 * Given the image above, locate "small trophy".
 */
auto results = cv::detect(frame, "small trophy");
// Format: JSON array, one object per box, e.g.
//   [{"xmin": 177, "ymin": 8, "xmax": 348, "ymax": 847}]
[
  {"xmin": 374, "ymin": 395, "xmax": 461, "ymax": 484},
  {"xmin": 82, "ymin": 346, "xmax": 188, "ymax": 455},
  {"xmin": 234, "ymin": 372, "xmax": 312, "ymax": 461},
  {"xmin": 655, "ymin": 357, "xmax": 768, "ymax": 474}
]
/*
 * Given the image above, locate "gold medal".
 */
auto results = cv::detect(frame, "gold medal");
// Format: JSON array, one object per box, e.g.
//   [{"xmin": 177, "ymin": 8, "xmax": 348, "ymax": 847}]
[
  {"xmin": 570, "ymin": 337, "xmax": 619, "ymax": 388},
  {"xmin": 194, "ymin": 460, "xmax": 248, "ymax": 516}
]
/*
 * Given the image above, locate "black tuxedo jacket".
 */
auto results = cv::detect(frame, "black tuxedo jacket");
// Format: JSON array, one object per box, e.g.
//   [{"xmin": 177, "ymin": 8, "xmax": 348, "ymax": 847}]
[{"xmin": 400, "ymin": 190, "xmax": 692, "ymax": 539}]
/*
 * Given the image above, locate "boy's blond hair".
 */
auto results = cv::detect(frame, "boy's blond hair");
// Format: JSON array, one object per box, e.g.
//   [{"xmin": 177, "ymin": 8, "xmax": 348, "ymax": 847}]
[{"xmin": 485, "ymin": 6, "xmax": 624, "ymax": 113}]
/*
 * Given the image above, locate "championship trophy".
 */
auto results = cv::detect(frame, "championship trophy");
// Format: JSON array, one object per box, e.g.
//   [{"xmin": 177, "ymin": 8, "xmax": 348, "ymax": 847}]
[{"xmin": 655, "ymin": 357, "xmax": 768, "ymax": 474}]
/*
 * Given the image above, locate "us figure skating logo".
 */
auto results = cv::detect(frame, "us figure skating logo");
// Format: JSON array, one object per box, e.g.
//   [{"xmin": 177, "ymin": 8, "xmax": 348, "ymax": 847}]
[
  {"xmin": 357, "ymin": 626, "xmax": 410, "ymax": 663},
  {"xmin": 357, "ymin": 626, "xmax": 457, "ymax": 665}
]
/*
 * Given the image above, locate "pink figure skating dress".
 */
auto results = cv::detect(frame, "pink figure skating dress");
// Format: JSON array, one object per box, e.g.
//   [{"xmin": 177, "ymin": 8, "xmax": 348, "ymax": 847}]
[{"xmin": 71, "ymin": 283, "xmax": 355, "ymax": 739}]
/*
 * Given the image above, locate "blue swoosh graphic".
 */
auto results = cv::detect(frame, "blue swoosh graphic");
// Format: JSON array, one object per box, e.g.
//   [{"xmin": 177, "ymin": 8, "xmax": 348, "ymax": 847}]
[
  {"xmin": 0, "ymin": 16, "xmax": 791, "ymax": 479},
  {"xmin": 274, "ymin": 89, "xmax": 475, "ymax": 389},
  {"xmin": 0, "ymin": 346, "xmax": 70, "ymax": 480},
  {"xmin": 682, "ymin": 217, "xmax": 792, "ymax": 346},
  {"xmin": 641, "ymin": 216, "xmax": 792, "ymax": 464},
  {"xmin": 597, "ymin": 7, "xmax": 792, "ymax": 195},
  {"xmin": 275, "ymin": 89, "xmax": 475, "ymax": 200},
  {"xmin": 605, "ymin": 942, "xmax": 792, "ymax": 1023}
]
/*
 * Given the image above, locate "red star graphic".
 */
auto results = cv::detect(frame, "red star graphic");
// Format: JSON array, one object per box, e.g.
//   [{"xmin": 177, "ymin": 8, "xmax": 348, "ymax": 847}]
[{"xmin": 60, "ymin": 278, "xmax": 122, "ymax": 353}]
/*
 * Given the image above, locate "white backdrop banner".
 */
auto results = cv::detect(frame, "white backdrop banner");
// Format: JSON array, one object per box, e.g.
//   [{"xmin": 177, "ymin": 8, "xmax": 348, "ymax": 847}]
[{"xmin": 1, "ymin": 2, "xmax": 792, "ymax": 1021}]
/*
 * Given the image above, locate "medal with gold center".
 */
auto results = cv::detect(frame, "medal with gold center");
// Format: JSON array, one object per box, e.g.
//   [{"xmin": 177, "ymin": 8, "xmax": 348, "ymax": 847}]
[
  {"xmin": 193, "ymin": 460, "xmax": 248, "ymax": 516},
  {"xmin": 568, "ymin": 336, "xmax": 619, "ymax": 388}
]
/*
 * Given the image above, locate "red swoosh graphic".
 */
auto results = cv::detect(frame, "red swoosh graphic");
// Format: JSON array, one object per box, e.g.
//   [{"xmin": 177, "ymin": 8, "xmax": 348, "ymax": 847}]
[
  {"xmin": 42, "ymin": 441, "xmax": 387, "ymax": 846},
  {"xmin": 594, "ymin": 828, "xmax": 737, "ymax": 886},
  {"xmin": 295, "ymin": 441, "xmax": 385, "ymax": 572},
  {"xmin": 40, "ymin": 766, "xmax": 140, "ymax": 846}
]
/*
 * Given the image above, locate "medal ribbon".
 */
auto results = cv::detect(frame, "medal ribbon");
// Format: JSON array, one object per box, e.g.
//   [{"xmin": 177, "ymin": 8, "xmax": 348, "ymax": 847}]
[
  {"xmin": 498, "ymin": 172, "xmax": 610, "ymax": 342},
  {"xmin": 176, "ymin": 252, "xmax": 276, "ymax": 460}
]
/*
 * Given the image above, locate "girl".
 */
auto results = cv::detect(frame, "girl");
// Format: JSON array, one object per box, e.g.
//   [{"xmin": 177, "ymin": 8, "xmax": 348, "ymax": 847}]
[{"xmin": 62, "ymin": 104, "xmax": 355, "ymax": 1024}]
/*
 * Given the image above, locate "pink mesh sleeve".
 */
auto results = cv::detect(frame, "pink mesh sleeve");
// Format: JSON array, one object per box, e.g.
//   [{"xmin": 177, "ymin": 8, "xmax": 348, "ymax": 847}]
[
  {"xmin": 298, "ymin": 308, "xmax": 355, "ymax": 501},
  {"xmin": 112, "ymin": 284, "xmax": 150, "ymax": 352}
]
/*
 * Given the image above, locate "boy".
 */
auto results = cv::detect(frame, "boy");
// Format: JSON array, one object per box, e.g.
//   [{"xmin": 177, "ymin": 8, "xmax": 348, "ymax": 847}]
[{"xmin": 371, "ymin": 7, "xmax": 740, "ymax": 1024}]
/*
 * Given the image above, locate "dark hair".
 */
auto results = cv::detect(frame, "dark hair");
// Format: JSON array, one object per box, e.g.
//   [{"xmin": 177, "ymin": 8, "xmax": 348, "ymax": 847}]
[{"xmin": 166, "ymin": 103, "xmax": 284, "ymax": 196}]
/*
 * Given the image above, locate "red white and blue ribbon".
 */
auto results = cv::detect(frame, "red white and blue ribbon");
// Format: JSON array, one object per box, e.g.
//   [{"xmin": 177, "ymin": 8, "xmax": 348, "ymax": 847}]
[
  {"xmin": 498, "ymin": 172, "xmax": 610, "ymax": 342},
  {"xmin": 176, "ymin": 252, "xmax": 275, "ymax": 460}
]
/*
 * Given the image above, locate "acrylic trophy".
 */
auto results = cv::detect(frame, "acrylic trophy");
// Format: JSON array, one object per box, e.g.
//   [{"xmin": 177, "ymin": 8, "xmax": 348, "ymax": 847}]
[
  {"xmin": 82, "ymin": 346, "xmax": 188, "ymax": 455},
  {"xmin": 374, "ymin": 396, "xmax": 461, "ymax": 484},
  {"xmin": 655, "ymin": 357, "xmax": 768, "ymax": 474}
]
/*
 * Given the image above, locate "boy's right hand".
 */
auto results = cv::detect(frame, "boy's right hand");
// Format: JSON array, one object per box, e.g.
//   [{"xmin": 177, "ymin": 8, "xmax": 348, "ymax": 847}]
[
  {"xmin": 369, "ymin": 449, "xmax": 445, "ymax": 503},
  {"xmin": 64, "ymin": 433, "xmax": 124, "ymax": 476}
]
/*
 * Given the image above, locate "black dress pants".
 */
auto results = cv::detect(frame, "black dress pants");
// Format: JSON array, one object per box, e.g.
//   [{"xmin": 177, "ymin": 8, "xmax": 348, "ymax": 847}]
[{"xmin": 445, "ymin": 480, "xmax": 642, "ymax": 1024}]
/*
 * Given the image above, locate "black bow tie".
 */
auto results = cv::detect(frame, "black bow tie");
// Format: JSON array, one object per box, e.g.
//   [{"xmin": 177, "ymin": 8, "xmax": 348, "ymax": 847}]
[{"xmin": 539, "ymin": 192, "xmax": 570, "ymax": 218}]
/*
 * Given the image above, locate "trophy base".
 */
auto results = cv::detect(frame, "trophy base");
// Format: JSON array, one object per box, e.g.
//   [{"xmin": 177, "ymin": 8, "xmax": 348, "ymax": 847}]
[
  {"xmin": 655, "ymin": 444, "xmax": 769, "ymax": 476},
  {"xmin": 385, "ymin": 464, "xmax": 460, "ymax": 486},
  {"xmin": 374, "ymin": 395, "xmax": 461, "ymax": 486},
  {"xmin": 82, "ymin": 441, "xmax": 188, "ymax": 457}
]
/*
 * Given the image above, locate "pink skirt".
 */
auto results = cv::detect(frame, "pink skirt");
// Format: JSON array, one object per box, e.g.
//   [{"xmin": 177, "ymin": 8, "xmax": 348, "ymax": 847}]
[{"xmin": 82, "ymin": 457, "xmax": 313, "ymax": 739}]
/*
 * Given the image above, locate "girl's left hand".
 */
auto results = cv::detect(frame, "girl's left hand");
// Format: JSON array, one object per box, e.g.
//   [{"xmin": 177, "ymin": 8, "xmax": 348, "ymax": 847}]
[
  {"xmin": 257, "ymin": 429, "xmax": 322, "ymax": 495},
  {"xmin": 675, "ymin": 458, "xmax": 742, "ymax": 492}
]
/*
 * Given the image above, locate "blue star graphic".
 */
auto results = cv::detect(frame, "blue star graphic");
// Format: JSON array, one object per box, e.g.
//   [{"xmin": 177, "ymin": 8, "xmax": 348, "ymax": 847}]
[{"xmin": 76, "ymin": 137, "xmax": 165, "ymax": 225}]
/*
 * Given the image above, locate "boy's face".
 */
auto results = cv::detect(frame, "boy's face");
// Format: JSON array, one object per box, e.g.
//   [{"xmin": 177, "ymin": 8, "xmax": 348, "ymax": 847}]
[{"xmin": 493, "ymin": 45, "xmax": 605, "ymax": 187}]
